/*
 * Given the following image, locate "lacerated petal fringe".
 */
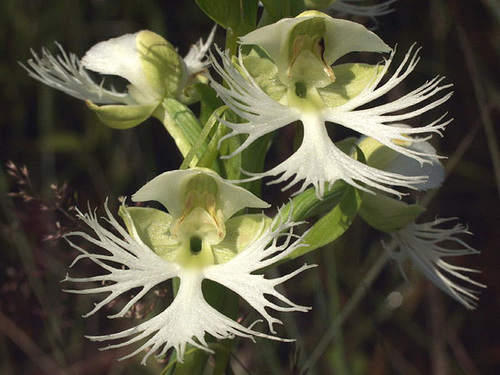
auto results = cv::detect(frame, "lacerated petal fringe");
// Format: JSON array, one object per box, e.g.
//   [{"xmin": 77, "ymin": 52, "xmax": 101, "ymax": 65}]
[
  {"xmin": 65, "ymin": 201, "xmax": 312, "ymax": 363},
  {"xmin": 20, "ymin": 43, "xmax": 132, "ymax": 104},
  {"xmin": 261, "ymin": 112, "xmax": 428, "ymax": 197},
  {"xmin": 205, "ymin": 208, "xmax": 315, "ymax": 332},
  {"xmin": 324, "ymin": 45, "xmax": 452, "ymax": 165},
  {"xmin": 183, "ymin": 26, "xmax": 216, "ymax": 75},
  {"xmin": 210, "ymin": 49, "xmax": 302, "ymax": 157},
  {"xmin": 384, "ymin": 218, "xmax": 486, "ymax": 309}
]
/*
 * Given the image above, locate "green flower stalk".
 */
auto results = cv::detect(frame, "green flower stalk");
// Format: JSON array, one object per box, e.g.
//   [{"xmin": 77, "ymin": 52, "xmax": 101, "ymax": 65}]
[{"xmin": 63, "ymin": 168, "xmax": 314, "ymax": 364}]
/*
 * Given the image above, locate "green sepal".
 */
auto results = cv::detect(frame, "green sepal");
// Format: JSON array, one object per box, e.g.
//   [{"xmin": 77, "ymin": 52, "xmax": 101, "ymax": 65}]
[
  {"xmin": 136, "ymin": 30, "xmax": 183, "ymax": 99},
  {"xmin": 318, "ymin": 63, "xmax": 384, "ymax": 107},
  {"xmin": 118, "ymin": 206, "xmax": 178, "ymax": 260},
  {"xmin": 213, "ymin": 214, "xmax": 271, "ymax": 263},
  {"xmin": 195, "ymin": 0, "xmax": 259, "ymax": 35},
  {"xmin": 86, "ymin": 100, "xmax": 158, "ymax": 129},
  {"xmin": 242, "ymin": 47, "xmax": 287, "ymax": 102},
  {"xmin": 359, "ymin": 193, "xmax": 426, "ymax": 232},
  {"xmin": 356, "ymin": 136, "xmax": 403, "ymax": 170}
]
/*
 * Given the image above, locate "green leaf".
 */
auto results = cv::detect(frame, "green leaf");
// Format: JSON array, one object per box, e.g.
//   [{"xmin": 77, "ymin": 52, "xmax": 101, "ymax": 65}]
[
  {"xmin": 195, "ymin": 0, "xmax": 259, "ymax": 35},
  {"xmin": 218, "ymin": 109, "xmax": 244, "ymax": 180},
  {"xmin": 284, "ymin": 183, "xmax": 362, "ymax": 259},
  {"xmin": 239, "ymin": 134, "xmax": 272, "ymax": 196},
  {"xmin": 279, "ymin": 181, "xmax": 346, "ymax": 222},
  {"xmin": 180, "ymin": 107, "xmax": 222, "ymax": 170},
  {"xmin": 173, "ymin": 348, "xmax": 209, "ymax": 375},
  {"xmin": 196, "ymin": 115, "xmax": 225, "ymax": 173}
]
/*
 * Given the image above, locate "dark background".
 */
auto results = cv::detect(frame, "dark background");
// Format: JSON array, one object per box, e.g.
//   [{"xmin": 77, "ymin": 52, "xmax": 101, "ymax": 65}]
[{"xmin": 1, "ymin": 0, "xmax": 499, "ymax": 374}]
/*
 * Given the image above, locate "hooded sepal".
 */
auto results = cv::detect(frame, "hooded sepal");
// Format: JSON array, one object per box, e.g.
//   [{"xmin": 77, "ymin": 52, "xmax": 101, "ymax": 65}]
[
  {"xmin": 132, "ymin": 168, "xmax": 269, "ymax": 220},
  {"xmin": 239, "ymin": 11, "xmax": 390, "ymax": 88},
  {"xmin": 82, "ymin": 30, "xmax": 183, "ymax": 102},
  {"xmin": 85, "ymin": 100, "xmax": 158, "ymax": 129},
  {"xmin": 359, "ymin": 193, "xmax": 425, "ymax": 232}
]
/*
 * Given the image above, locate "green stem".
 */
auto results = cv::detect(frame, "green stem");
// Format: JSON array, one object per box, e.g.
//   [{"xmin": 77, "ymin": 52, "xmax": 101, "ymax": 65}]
[
  {"xmin": 323, "ymin": 245, "xmax": 350, "ymax": 375},
  {"xmin": 303, "ymin": 250, "xmax": 389, "ymax": 372},
  {"xmin": 180, "ymin": 107, "xmax": 226, "ymax": 170}
]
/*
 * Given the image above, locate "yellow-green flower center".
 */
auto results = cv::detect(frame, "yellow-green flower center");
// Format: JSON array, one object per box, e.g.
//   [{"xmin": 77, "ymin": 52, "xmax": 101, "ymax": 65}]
[
  {"xmin": 171, "ymin": 176, "xmax": 226, "ymax": 268},
  {"xmin": 286, "ymin": 17, "xmax": 335, "ymax": 90}
]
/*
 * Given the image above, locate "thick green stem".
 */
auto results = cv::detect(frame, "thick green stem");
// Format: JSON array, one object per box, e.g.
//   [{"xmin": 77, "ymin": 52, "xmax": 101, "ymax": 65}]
[{"xmin": 157, "ymin": 99, "xmax": 204, "ymax": 159}]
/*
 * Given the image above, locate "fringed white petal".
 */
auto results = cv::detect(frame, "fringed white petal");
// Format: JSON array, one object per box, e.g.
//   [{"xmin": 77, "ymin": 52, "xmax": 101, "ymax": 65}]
[
  {"xmin": 246, "ymin": 112, "xmax": 427, "ymax": 198},
  {"xmin": 384, "ymin": 218, "xmax": 486, "ymax": 310},
  {"xmin": 323, "ymin": 45, "xmax": 452, "ymax": 165},
  {"xmin": 65, "ymin": 202, "xmax": 311, "ymax": 364},
  {"xmin": 86, "ymin": 269, "xmax": 284, "ymax": 365},
  {"xmin": 210, "ymin": 49, "xmax": 302, "ymax": 157},
  {"xmin": 21, "ymin": 43, "xmax": 133, "ymax": 104},
  {"xmin": 63, "ymin": 202, "xmax": 177, "ymax": 319},
  {"xmin": 183, "ymin": 26, "xmax": 216, "ymax": 76},
  {"xmin": 205, "ymin": 210, "xmax": 315, "ymax": 332}
]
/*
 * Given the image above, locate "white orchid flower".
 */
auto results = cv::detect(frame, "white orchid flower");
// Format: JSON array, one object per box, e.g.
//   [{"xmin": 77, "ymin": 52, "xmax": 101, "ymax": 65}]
[
  {"xmin": 63, "ymin": 168, "xmax": 313, "ymax": 364},
  {"xmin": 384, "ymin": 218, "xmax": 485, "ymax": 310},
  {"xmin": 355, "ymin": 137, "xmax": 484, "ymax": 308},
  {"xmin": 211, "ymin": 11, "xmax": 451, "ymax": 198},
  {"xmin": 22, "ymin": 28, "xmax": 215, "ymax": 129}
]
